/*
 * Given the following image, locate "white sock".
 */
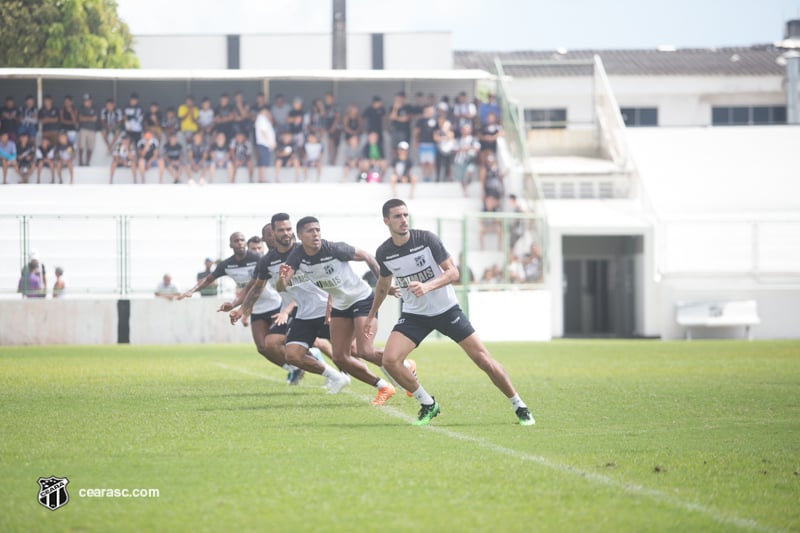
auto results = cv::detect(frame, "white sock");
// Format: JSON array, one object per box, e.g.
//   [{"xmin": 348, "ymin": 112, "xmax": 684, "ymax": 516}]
[
  {"xmin": 509, "ymin": 393, "xmax": 527, "ymax": 410},
  {"xmin": 412, "ymin": 385, "xmax": 434, "ymax": 405},
  {"xmin": 321, "ymin": 366, "xmax": 340, "ymax": 379},
  {"xmin": 282, "ymin": 364, "xmax": 298, "ymax": 372},
  {"xmin": 375, "ymin": 378, "xmax": 390, "ymax": 389}
]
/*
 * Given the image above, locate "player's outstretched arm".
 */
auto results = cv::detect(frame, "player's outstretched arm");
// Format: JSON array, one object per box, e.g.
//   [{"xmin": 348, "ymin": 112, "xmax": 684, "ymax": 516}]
[
  {"xmin": 352, "ymin": 248, "xmax": 380, "ymax": 278},
  {"xmin": 407, "ymin": 257, "xmax": 460, "ymax": 297},
  {"xmin": 275, "ymin": 264, "xmax": 295, "ymax": 292},
  {"xmin": 178, "ymin": 274, "xmax": 214, "ymax": 300},
  {"xmin": 229, "ymin": 278, "xmax": 265, "ymax": 324}
]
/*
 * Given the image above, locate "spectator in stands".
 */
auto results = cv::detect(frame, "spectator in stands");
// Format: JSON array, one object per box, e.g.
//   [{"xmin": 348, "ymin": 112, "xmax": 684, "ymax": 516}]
[
  {"xmin": 454, "ymin": 251, "xmax": 475, "ymax": 285},
  {"xmin": 15, "ymin": 132, "xmax": 35, "ymax": 183},
  {"xmin": 18, "ymin": 258, "xmax": 46, "ymax": 298},
  {"xmin": 109, "ymin": 135, "xmax": 136, "ymax": 184},
  {"xmin": 413, "ymin": 105, "xmax": 437, "ymax": 182},
  {"xmin": 1, "ymin": 96, "xmax": 19, "ymax": 142},
  {"xmin": 479, "ymin": 154, "xmax": 504, "ymax": 250},
  {"xmin": 162, "ymin": 107, "xmax": 179, "ymax": 140},
  {"xmin": 409, "ymin": 91, "xmax": 426, "ymax": 117},
  {"xmin": 145, "ymin": 101, "xmax": 163, "ymax": 140},
  {"xmin": 507, "ymin": 193, "xmax": 527, "ymax": 252},
  {"xmin": 59, "ymin": 96, "xmax": 79, "ymax": 149},
  {"xmin": 274, "ymin": 130, "xmax": 299, "ymax": 182},
  {"xmin": 233, "ymin": 91, "xmax": 250, "ymax": 135},
  {"xmin": 305, "ymin": 98, "xmax": 325, "ymax": 136},
  {"xmin": 341, "ymin": 104, "xmax": 363, "ymax": 143},
  {"xmin": 178, "ymin": 96, "xmax": 199, "ymax": 142},
  {"xmin": 251, "ymin": 92, "xmax": 267, "ymax": 123},
  {"xmin": 389, "ymin": 91, "xmax": 412, "ymax": 159},
  {"xmin": 507, "ymin": 253, "xmax": 525, "ymax": 283},
  {"xmin": 303, "ymin": 132, "xmax": 324, "ymax": 181},
  {"xmin": 39, "ymin": 95, "xmax": 60, "ymax": 146},
  {"xmin": 77, "ymin": 94, "xmax": 98, "ymax": 166},
  {"xmin": 197, "ymin": 258, "xmax": 218, "ymax": 297},
  {"xmin": 323, "ymin": 92, "xmax": 341, "ymax": 164},
  {"xmin": 479, "ymin": 92, "xmax": 501, "ymax": 127},
  {"xmin": 523, "ymin": 244, "xmax": 544, "ymax": 283},
  {"xmin": 55, "ymin": 132, "xmax": 76, "ymax": 184},
  {"xmin": 287, "ymin": 98, "xmax": 306, "ymax": 161},
  {"xmin": 453, "ymin": 91, "xmax": 477, "ymax": 138},
  {"xmin": 481, "ymin": 264, "xmax": 503, "ymax": 284},
  {"xmin": 434, "ymin": 118, "xmax": 456, "ymax": 182},
  {"xmin": 101, "ymin": 98, "xmax": 123, "ymax": 155},
  {"xmin": 197, "ymin": 97, "xmax": 215, "ymax": 140},
  {"xmin": 215, "ymin": 93, "xmax": 236, "ymax": 142},
  {"xmin": 342, "ymin": 134, "xmax": 361, "ymax": 181},
  {"xmin": 360, "ymin": 130, "xmax": 386, "ymax": 176},
  {"xmin": 162, "ymin": 132, "xmax": 184, "ymax": 184},
  {"xmin": 207, "ymin": 131, "xmax": 232, "ymax": 184},
  {"xmin": 229, "ymin": 130, "xmax": 253, "ymax": 183},
  {"xmin": 53, "ymin": 266, "xmax": 66, "ymax": 297},
  {"xmin": 362, "ymin": 95, "xmax": 386, "ymax": 150},
  {"xmin": 155, "ymin": 273, "xmax": 179, "ymax": 300},
  {"xmin": 247, "ymin": 235, "xmax": 265, "ymax": 255},
  {"xmin": 37, "ymin": 136, "xmax": 56, "ymax": 184},
  {"xmin": 389, "ymin": 141, "xmax": 416, "ymax": 199},
  {"xmin": 136, "ymin": 130, "xmax": 162, "ymax": 184},
  {"xmin": 436, "ymin": 99, "xmax": 453, "ymax": 126},
  {"xmin": 254, "ymin": 106, "xmax": 276, "ymax": 183},
  {"xmin": 18, "ymin": 95, "xmax": 38, "ymax": 140},
  {"xmin": 185, "ymin": 131, "xmax": 209, "ymax": 185},
  {"xmin": 0, "ymin": 131, "xmax": 17, "ymax": 184},
  {"xmin": 453, "ymin": 123, "xmax": 480, "ymax": 197},
  {"xmin": 123, "ymin": 93, "xmax": 144, "ymax": 145},
  {"xmin": 270, "ymin": 94, "xmax": 290, "ymax": 133}
]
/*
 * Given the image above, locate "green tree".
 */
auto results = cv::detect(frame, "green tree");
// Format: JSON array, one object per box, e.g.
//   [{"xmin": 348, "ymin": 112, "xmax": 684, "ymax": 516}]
[{"xmin": 0, "ymin": 0, "xmax": 139, "ymax": 68}]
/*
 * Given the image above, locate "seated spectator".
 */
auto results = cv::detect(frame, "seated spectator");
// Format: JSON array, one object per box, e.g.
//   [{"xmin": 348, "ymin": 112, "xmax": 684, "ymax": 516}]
[
  {"xmin": 389, "ymin": 141, "xmax": 417, "ymax": 199},
  {"xmin": 323, "ymin": 92, "xmax": 342, "ymax": 165},
  {"xmin": 507, "ymin": 253, "xmax": 525, "ymax": 283},
  {"xmin": 60, "ymin": 95, "xmax": 79, "ymax": 148},
  {"xmin": 1, "ymin": 96, "xmax": 19, "ymax": 142},
  {"xmin": 274, "ymin": 130, "xmax": 299, "ymax": 182},
  {"xmin": 0, "ymin": 131, "xmax": 17, "ymax": 184},
  {"xmin": 270, "ymin": 94, "xmax": 290, "ymax": 132},
  {"xmin": 18, "ymin": 95, "xmax": 38, "ymax": 140},
  {"xmin": 136, "ymin": 130, "xmax": 163, "ymax": 184},
  {"xmin": 479, "ymin": 155, "xmax": 504, "ymax": 250},
  {"xmin": 480, "ymin": 264, "xmax": 503, "ymax": 284},
  {"xmin": 162, "ymin": 132, "xmax": 184, "ymax": 184},
  {"xmin": 39, "ymin": 94, "xmax": 60, "ymax": 146},
  {"xmin": 15, "ymin": 132, "xmax": 36, "ymax": 183},
  {"xmin": 52, "ymin": 266, "xmax": 66, "ymax": 298},
  {"xmin": 162, "ymin": 107, "xmax": 179, "ymax": 140},
  {"xmin": 197, "ymin": 97, "xmax": 215, "ymax": 140},
  {"xmin": 507, "ymin": 193, "xmax": 527, "ymax": 252},
  {"xmin": 207, "ymin": 131, "xmax": 232, "ymax": 183},
  {"xmin": 101, "ymin": 98, "xmax": 123, "ymax": 155},
  {"xmin": 524, "ymin": 244, "xmax": 544, "ymax": 283},
  {"xmin": 185, "ymin": 131, "xmax": 209, "ymax": 185},
  {"xmin": 453, "ymin": 123, "xmax": 481, "ymax": 197},
  {"xmin": 123, "ymin": 93, "xmax": 144, "ymax": 145},
  {"xmin": 215, "ymin": 93, "xmax": 236, "ymax": 141},
  {"xmin": 229, "ymin": 130, "xmax": 253, "ymax": 183},
  {"xmin": 197, "ymin": 258, "xmax": 218, "ymax": 297},
  {"xmin": 144, "ymin": 101, "xmax": 163, "ymax": 140},
  {"xmin": 479, "ymin": 111, "xmax": 502, "ymax": 182},
  {"xmin": 155, "ymin": 273, "xmax": 179, "ymax": 300},
  {"xmin": 303, "ymin": 132, "xmax": 324, "ymax": 182},
  {"xmin": 178, "ymin": 95, "xmax": 199, "ymax": 143},
  {"xmin": 305, "ymin": 98, "xmax": 325, "ymax": 136},
  {"xmin": 77, "ymin": 93, "xmax": 98, "ymax": 166},
  {"xmin": 434, "ymin": 118, "xmax": 456, "ymax": 182},
  {"xmin": 360, "ymin": 131, "xmax": 386, "ymax": 175},
  {"xmin": 37, "ymin": 137, "xmax": 56, "ymax": 184},
  {"xmin": 342, "ymin": 134, "xmax": 361, "ymax": 182},
  {"xmin": 110, "ymin": 135, "xmax": 137, "ymax": 184},
  {"xmin": 232, "ymin": 91, "xmax": 250, "ymax": 136},
  {"xmin": 414, "ymin": 105, "xmax": 437, "ymax": 182},
  {"xmin": 18, "ymin": 258, "xmax": 46, "ymax": 298},
  {"xmin": 54, "ymin": 132, "xmax": 76, "ymax": 184},
  {"xmin": 341, "ymin": 104, "xmax": 363, "ymax": 143},
  {"xmin": 287, "ymin": 98, "xmax": 306, "ymax": 160}
]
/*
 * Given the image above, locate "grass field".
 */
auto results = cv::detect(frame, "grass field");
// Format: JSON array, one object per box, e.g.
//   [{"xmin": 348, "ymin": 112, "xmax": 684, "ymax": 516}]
[{"xmin": 1, "ymin": 340, "xmax": 799, "ymax": 532}]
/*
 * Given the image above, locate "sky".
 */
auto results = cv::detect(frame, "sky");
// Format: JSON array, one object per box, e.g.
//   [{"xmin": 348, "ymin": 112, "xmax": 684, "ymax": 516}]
[{"xmin": 116, "ymin": 0, "xmax": 800, "ymax": 51}]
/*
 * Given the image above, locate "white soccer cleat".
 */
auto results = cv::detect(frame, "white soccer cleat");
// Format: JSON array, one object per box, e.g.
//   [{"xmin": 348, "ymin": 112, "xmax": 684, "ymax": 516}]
[{"xmin": 327, "ymin": 372, "xmax": 350, "ymax": 394}]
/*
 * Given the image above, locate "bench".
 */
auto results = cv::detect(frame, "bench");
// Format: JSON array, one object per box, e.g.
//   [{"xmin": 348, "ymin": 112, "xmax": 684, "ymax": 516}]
[{"xmin": 675, "ymin": 300, "xmax": 760, "ymax": 340}]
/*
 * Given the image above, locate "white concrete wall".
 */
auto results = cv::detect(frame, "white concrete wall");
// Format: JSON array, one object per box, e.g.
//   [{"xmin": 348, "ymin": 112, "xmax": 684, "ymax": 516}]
[
  {"xmin": 241, "ymin": 34, "xmax": 331, "ymax": 70},
  {"xmin": 0, "ymin": 299, "xmax": 117, "ymax": 345},
  {"xmin": 384, "ymin": 33, "xmax": 452, "ymax": 70},
  {"xmin": 133, "ymin": 35, "xmax": 228, "ymax": 69},
  {"xmin": 468, "ymin": 290, "xmax": 551, "ymax": 342}
]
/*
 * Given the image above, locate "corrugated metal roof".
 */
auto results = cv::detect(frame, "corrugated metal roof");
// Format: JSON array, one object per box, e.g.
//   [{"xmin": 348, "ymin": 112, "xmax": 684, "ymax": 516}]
[{"xmin": 454, "ymin": 45, "xmax": 785, "ymax": 77}]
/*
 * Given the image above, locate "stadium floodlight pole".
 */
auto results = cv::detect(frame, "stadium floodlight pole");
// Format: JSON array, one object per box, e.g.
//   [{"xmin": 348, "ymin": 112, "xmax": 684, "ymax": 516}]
[
  {"xmin": 332, "ymin": 0, "xmax": 347, "ymax": 70},
  {"xmin": 775, "ymin": 18, "xmax": 800, "ymax": 125}
]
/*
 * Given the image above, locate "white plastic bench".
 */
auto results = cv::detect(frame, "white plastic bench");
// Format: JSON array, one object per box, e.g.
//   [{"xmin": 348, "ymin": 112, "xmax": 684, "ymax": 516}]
[{"xmin": 675, "ymin": 300, "xmax": 760, "ymax": 340}]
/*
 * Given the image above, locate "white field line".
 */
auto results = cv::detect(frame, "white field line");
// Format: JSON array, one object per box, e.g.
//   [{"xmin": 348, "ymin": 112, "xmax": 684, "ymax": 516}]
[{"xmin": 214, "ymin": 362, "xmax": 775, "ymax": 533}]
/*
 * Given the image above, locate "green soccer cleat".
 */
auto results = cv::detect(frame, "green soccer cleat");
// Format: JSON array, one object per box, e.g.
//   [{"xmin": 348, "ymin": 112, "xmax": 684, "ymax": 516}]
[
  {"xmin": 413, "ymin": 398, "xmax": 440, "ymax": 426},
  {"xmin": 516, "ymin": 406, "xmax": 535, "ymax": 426}
]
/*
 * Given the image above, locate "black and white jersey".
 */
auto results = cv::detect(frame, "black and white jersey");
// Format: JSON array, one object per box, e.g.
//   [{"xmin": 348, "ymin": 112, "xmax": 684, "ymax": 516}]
[
  {"xmin": 375, "ymin": 229, "xmax": 457, "ymax": 316},
  {"xmin": 255, "ymin": 244, "xmax": 328, "ymax": 320},
  {"xmin": 163, "ymin": 142, "xmax": 183, "ymax": 162},
  {"xmin": 123, "ymin": 105, "xmax": 143, "ymax": 132},
  {"xmin": 212, "ymin": 251, "xmax": 279, "ymax": 314},
  {"xmin": 285, "ymin": 240, "xmax": 372, "ymax": 310}
]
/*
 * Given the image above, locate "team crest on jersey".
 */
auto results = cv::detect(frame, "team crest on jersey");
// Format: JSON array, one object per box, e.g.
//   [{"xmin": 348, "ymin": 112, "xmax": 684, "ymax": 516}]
[
  {"xmin": 414, "ymin": 255, "xmax": 426, "ymax": 267},
  {"xmin": 324, "ymin": 264, "xmax": 335, "ymax": 275},
  {"xmin": 38, "ymin": 476, "xmax": 69, "ymax": 511}
]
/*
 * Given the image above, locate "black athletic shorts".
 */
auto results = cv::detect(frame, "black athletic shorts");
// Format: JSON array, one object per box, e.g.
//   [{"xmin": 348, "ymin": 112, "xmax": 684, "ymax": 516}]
[
  {"xmin": 393, "ymin": 304, "xmax": 475, "ymax": 346},
  {"xmin": 330, "ymin": 294, "xmax": 374, "ymax": 319},
  {"xmin": 251, "ymin": 305, "xmax": 282, "ymax": 327},
  {"xmin": 286, "ymin": 316, "xmax": 330, "ymax": 348}
]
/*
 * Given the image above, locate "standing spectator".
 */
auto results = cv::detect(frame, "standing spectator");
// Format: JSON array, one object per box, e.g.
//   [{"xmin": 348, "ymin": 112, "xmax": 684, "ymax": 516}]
[
  {"xmin": 136, "ymin": 130, "xmax": 162, "ymax": 184},
  {"xmin": 38, "ymin": 95, "xmax": 60, "ymax": 146},
  {"xmin": 453, "ymin": 124, "xmax": 481, "ymax": 196},
  {"xmin": 52, "ymin": 266, "xmax": 66, "ymax": 298},
  {"xmin": 254, "ymin": 106, "xmax": 276, "ymax": 183},
  {"xmin": 434, "ymin": 118, "xmax": 456, "ymax": 182},
  {"xmin": 18, "ymin": 258, "xmax": 46, "ymax": 298},
  {"xmin": 0, "ymin": 131, "xmax": 17, "ymax": 184},
  {"xmin": 36, "ymin": 136, "xmax": 56, "ymax": 184},
  {"xmin": 287, "ymin": 97, "xmax": 305, "ymax": 157},
  {"xmin": 479, "ymin": 154, "xmax": 504, "ymax": 250},
  {"xmin": 1, "ymin": 97, "xmax": 19, "ymax": 142},
  {"xmin": 229, "ymin": 130, "xmax": 253, "ymax": 183},
  {"xmin": 305, "ymin": 98, "xmax": 325, "ymax": 136},
  {"xmin": 479, "ymin": 92, "xmax": 501, "ymax": 127},
  {"xmin": 177, "ymin": 96, "xmax": 199, "ymax": 142},
  {"xmin": 507, "ymin": 194, "xmax": 527, "ymax": 252},
  {"xmin": 409, "ymin": 92, "xmax": 426, "ymax": 117},
  {"xmin": 303, "ymin": 132, "xmax": 324, "ymax": 181},
  {"xmin": 413, "ymin": 105, "xmax": 437, "ymax": 182},
  {"xmin": 15, "ymin": 132, "xmax": 36, "ymax": 183},
  {"xmin": 215, "ymin": 94, "xmax": 236, "ymax": 142},
  {"xmin": 54, "ymin": 132, "xmax": 76, "ymax": 184},
  {"xmin": 197, "ymin": 97, "xmax": 215, "ymax": 140},
  {"xmin": 341, "ymin": 104, "xmax": 363, "ymax": 143},
  {"xmin": 18, "ymin": 95, "xmax": 38, "ymax": 140},
  {"xmin": 77, "ymin": 94, "xmax": 98, "ymax": 166},
  {"xmin": 270, "ymin": 94, "xmax": 290, "ymax": 133},
  {"xmin": 274, "ymin": 130, "xmax": 299, "ymax": 182},
  {"xmin": 362, "ymin": 96, "xmax": 386, "ymax": 150},
  {"xmin": 185, "ymin": 131, "xmax": 209, "ymax": 185},
  {"xmin": 388, "ymin": 91, "xmax": 412, "ymax": 157},
  {"xmin": 478, "ymin": 111, "xmax": 502, "ymax": 182},
  {"xmin": 251, "ymin": 92, "xmax": 268, "ymax": 120},
  {"xmin": 144, "ymin": 101, "xmax": 163, "ymax": 140},
  {"xmin": 59, "ymin": 95, "xmax": 79, "ymax": 148},
  {"xmin": 360, "ymin": 130, "xmax": 386, "ymax": 177},
  {"xmin": 109, "ymin": 135, "xmax": 136, "ymax": 184},
  {"xmin": 155, "ymin": 273, "xmax": 179, "ymax": 300},
  {"xmin": 161, "ymin": 107, "xmax": 179, "ymax": 140},
  {"xmin": 162, "ymin": 132, "xmax": 184, "ymax": 184},
  {"xmin": 197, "ymin": 258, "xmax": 218, "ymax": 297},
  {"xmin": 123, "ymin": 93, "xmax": 144, "ymax": 145},
  {"xmin": 207, "ymin": 131, "xmax": 232, "ymax": 183},
  {"xmin": 233, "ymin": 91, "xmax": 250, "ymax": 136},
  {"xmin": 323, "ymin": 92, "xmax": 341, "ymax": 164},
  {"xmin": 341, "ymin": 134, "xmax": 361, "ymax": 182},
  {"xmin": 453, "ymin": 91, "xmax": 477, "ymax": 138},
  {"xmin": 389, "ymin": 141, "xmax": 416, "ymax": 199},
  {"xmin": 100, "ymin": 98, "xmax": 123, "ymax": 155}
]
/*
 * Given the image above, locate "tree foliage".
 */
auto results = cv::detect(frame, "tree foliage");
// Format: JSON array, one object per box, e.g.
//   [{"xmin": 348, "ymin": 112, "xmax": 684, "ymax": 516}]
[{"xmin": 0, "ymin": 0, "xmax": 139, "ymax": 68}]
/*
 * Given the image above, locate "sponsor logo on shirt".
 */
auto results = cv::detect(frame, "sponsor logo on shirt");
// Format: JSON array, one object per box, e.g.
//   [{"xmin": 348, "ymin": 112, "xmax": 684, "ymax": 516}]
[{"xmin": 396, "ymin": 267, "xmax": 435, "ymax": 288}]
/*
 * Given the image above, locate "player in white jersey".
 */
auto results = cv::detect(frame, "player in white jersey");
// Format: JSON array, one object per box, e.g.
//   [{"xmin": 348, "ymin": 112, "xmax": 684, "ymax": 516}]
[
  {"xmin": 364, "ymin": 199, "xmax": 536, "ymax": 426},
  {"xmin": 279, "ymin": 216, "xmax": 397, "ymax": 405}
]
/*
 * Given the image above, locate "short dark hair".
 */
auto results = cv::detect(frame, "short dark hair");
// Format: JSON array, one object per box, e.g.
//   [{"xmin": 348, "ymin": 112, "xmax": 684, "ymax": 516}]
[
  {"xmin": 247, "ymin": 235, "xmax": 262, "ymax": 246},
  {"xmin": 296, "ymin": 216, "xmax": 319, "ymax": 233},
  {"xmin": 271, "ymin": 212, "xmax": 290, "ymax": 229},
  {"xmin": 382, "ymin": 198, "xmax": 406, "ymax": 218}
]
